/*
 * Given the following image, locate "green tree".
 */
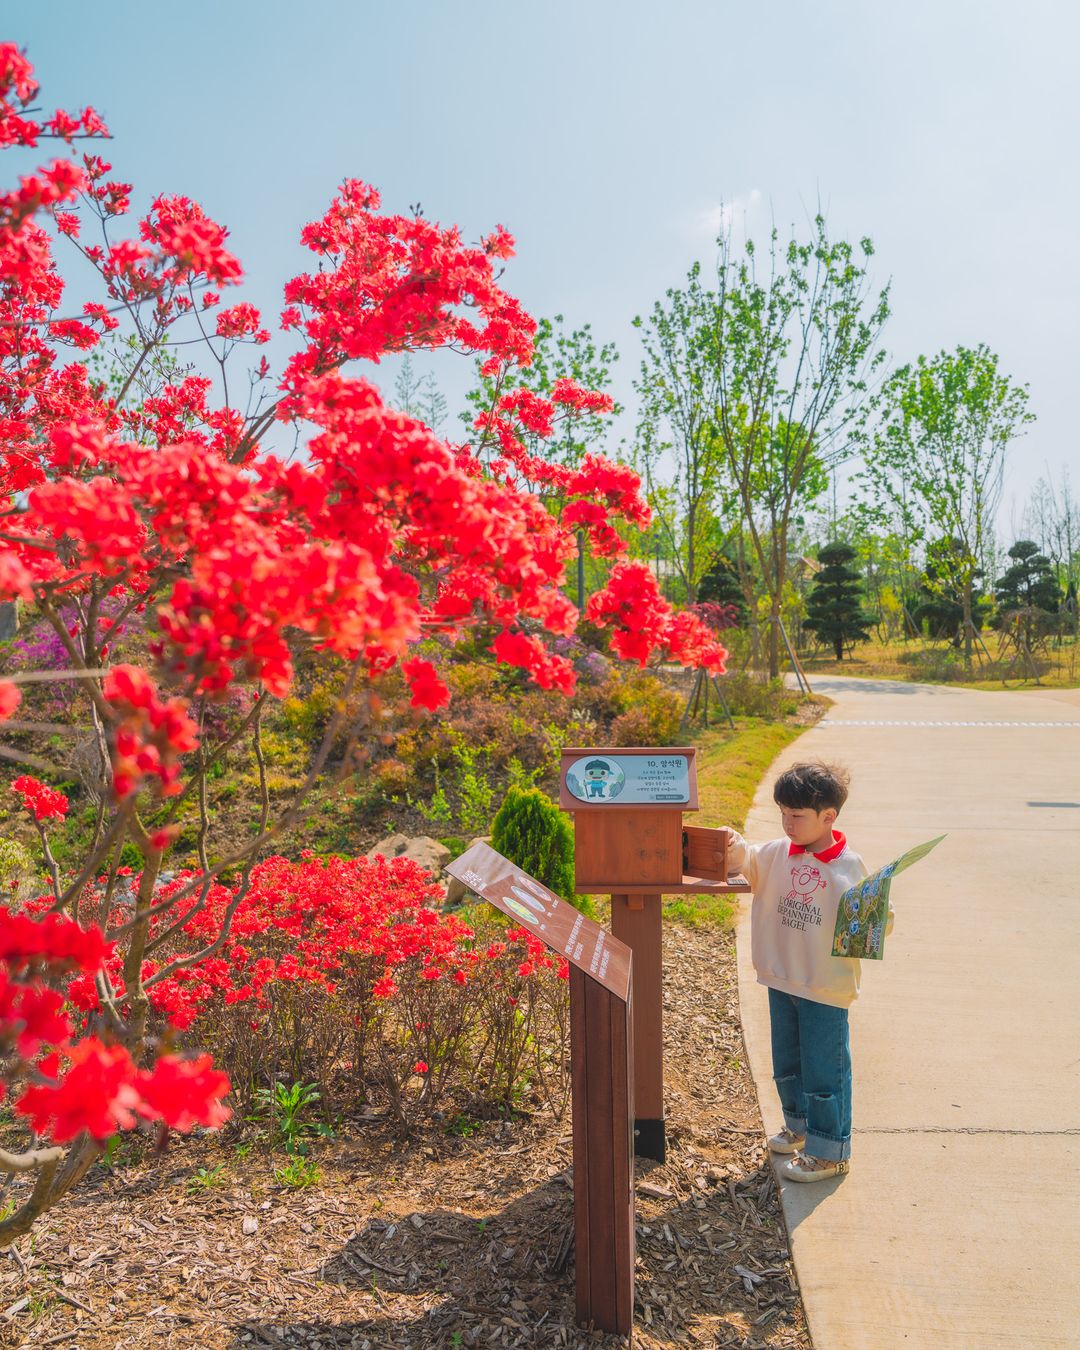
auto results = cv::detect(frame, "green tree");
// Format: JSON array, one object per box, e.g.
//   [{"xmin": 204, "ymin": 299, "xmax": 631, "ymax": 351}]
[
  {"xmin": 912, "ymin": 537, "xmax": 991, "ymax": 644},
  {"xmin": 490, "ymin": 787, "xmax": 591, "ymax": 915},
  {"xmin": 633, "ymin": 266, "xmax": 729, "ymax": 601},
  {"xmin": 697, "ymin": 546, "xmax": 750, "ymax": 624},
  {"xmin": 393, "ymin": 353, "xmax": 448, "ymax": 434},
  {"xmin": 709, "ymin": 218, "xmax": 890, "ymax": 675},
  {"xmin": 463, "ymin": 314, "xmax": 620, "ymax": 465},
  {"xmin": 804, "ymin": 542, "xmax": 875, "ymax": 660},
  {"xmin": 860, "ymin": 344, "xmax": 1034, "ymax": 662},
  {"xmin": 994, "ymin": 540, "xmax": 1061, "ymax": 614}
]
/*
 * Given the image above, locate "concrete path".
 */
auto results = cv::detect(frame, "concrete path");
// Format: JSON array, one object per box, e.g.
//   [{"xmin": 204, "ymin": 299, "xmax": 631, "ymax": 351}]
[{"xmin": 733, "ymin": 676, "xmax": 1080, "ymax": 1349}]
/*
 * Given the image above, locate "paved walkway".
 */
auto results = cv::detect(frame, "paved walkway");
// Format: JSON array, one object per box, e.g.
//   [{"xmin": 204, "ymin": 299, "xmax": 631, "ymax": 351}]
[{"xmin": 733, "ymin": 676, "xmax": 1080, "ymax": 1349}]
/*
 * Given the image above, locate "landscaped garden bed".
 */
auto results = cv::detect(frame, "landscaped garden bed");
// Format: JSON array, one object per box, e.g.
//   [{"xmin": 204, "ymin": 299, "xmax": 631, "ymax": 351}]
[{"xmin": 0, "ymin": 917, "xmax": 810, "ymax": 1350}]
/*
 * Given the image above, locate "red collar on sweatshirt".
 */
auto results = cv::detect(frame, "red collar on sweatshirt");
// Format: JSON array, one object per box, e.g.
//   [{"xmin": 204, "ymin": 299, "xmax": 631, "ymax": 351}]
[{"xmin": 788, "ymin": 830, "xmax": 847, "ymax": 863}]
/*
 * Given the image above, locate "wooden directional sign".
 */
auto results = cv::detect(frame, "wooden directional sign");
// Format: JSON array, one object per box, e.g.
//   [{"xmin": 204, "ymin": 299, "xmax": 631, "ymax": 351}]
[
  {"xmin": 444, "ymin": 843, "xmax": 635, "ymax": 1338},
  {"xmin": 448, "ymin": 841, "xmax": 630, "ymax": 1001}
]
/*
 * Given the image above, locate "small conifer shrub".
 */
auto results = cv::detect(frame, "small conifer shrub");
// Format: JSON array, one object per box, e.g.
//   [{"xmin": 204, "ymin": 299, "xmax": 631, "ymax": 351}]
[{"xmin": 491, "ymin": 786, "xmax": 594, "ymax": 916}]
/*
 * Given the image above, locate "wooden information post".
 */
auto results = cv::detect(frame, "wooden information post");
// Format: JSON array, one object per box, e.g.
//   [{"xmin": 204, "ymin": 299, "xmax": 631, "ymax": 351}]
[
  {"xmin": 560, "ymin": 746, "xmax": 749, "ymax": 1163},
  {"xmin": 444, "ymin": 842, "xmax": 635, "ymax": 1338}
]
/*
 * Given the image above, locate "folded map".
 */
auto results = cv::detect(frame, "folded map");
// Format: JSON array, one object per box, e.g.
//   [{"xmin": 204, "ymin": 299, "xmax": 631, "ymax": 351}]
[{"xmin": 832, "ymin": 835, "xmax": 946, "ymax": 960}]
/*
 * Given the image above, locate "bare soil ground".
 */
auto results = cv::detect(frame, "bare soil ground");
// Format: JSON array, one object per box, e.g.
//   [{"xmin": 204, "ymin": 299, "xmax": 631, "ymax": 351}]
[{"xmin": 0, "ymin": 923, "xmax": 809, "ymax": 1350}]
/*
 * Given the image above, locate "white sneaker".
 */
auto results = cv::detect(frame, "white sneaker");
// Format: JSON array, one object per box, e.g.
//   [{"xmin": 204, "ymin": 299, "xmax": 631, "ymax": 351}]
[
  {"xmin": 767, "ymin": 1128, "xmax": 806, "ymax": 1155},
  {"xmin": 782, "ymin": 1153, "xmax": 849, "ymax": 1183}
]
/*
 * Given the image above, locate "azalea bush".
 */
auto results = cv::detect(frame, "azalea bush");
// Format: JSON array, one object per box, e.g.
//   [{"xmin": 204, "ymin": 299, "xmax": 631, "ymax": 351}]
[
  {"xmin": 32, "ymin": 845, "xmax": 568, "ymax": 1132},
  {"xmin": 0, "ymin": 42, "xmax": 727, "ymax": 1241}
]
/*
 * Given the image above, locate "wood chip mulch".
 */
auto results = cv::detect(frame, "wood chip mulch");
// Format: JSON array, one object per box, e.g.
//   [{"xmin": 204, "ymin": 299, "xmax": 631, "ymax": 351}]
[{"xmin": 0, "ymin": 922, "xmax": 810, "ymax": 1350}]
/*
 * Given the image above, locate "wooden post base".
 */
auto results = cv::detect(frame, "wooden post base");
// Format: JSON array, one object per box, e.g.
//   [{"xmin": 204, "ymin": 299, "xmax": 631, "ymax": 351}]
[
  {"xmin": 610, "ymin": 892, "xmax": 665, "ymax": 1161},
  {"xmin": 570, "ymin": 965, "xmax": 635, "ymax": 1336}
]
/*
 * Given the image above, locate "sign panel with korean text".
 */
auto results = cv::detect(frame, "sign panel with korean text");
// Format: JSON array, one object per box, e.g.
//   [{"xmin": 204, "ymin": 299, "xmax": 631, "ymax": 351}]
[{"xmin": 563, "ymin": 752, "xmax": 692, "ymax": 806}]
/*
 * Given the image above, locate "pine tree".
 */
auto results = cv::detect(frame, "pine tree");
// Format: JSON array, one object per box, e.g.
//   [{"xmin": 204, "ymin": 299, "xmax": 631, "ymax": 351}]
[
  {"xmin": 994, "ymin": 540, "xmax": 1061, "ymax": 613},
  {"xmin": 697, "ymin": 551, "xmax": 749, "ymax": 624},
  {"xmin": 491, "ymin": 787, "xmax": 593, "ymax": 915},
  {"xmin": 804, "ymin": 542, "xmax": 875, "ymax": 661}
]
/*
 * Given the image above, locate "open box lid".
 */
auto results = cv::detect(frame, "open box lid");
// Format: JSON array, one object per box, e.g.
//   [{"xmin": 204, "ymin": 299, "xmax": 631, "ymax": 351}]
[{"xmin": 559, "ymin": 747, "xmax": 699, "ymax": 812}]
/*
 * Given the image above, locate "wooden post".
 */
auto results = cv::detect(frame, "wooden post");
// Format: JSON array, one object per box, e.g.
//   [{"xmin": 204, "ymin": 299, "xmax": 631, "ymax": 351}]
[
  {"xmin": 610, "ymin": 892, "xmax": 665, "ymax": 1161},
  {"xmin": 443, "ymin": 843, "xmax": 636, "ymax": 1339},
  {"xmin": 570, "ymin": 966, "xmax": 635, "ymax": 1336}
]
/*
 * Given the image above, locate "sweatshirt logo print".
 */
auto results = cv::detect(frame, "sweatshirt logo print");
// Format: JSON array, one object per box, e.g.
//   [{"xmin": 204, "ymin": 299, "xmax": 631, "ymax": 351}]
[
  {"xmin": 777, "ymin": 864, "xmax": 825, "ymax": 931},
  {"xmin": 786, "ymin": 863, "xmax": 826, "ymax": 904}
]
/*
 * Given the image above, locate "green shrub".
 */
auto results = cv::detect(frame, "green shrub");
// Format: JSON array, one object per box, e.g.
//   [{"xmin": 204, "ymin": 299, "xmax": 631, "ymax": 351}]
[
  {"xmin": 716, "ymin": 672, "xmax": 798, "ymax": 720},
  {"xmin": 600, "ymin": 668, "xmax": 683, "ymax": 745},
  {"xmin": 491, "ymin": 786, "xmax": 592, "ymax": 915}
]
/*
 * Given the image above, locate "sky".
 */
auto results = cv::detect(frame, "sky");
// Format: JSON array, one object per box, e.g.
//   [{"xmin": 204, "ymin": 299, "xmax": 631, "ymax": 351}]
[{"xmin": 10, "ymin": 0, "xmax": 1080, "ymax": 536}]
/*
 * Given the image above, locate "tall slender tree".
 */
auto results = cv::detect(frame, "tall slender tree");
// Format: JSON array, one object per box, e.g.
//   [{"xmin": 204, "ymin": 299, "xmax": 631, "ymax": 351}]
[
  {"xmin": 861, "ymin": 344, "xmax": 1033, "ymax": 662},
  {"xmin": 709, "ymin": 219, "xmax": 890, "ymax": 675},
  {"xmin": 633, "ymin": 266, "xmax": 729, "ymax": 601}
]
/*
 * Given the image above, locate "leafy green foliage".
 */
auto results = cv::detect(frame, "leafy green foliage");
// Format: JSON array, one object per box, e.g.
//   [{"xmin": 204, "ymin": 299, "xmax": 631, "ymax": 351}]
[
  {"xmin": 252, "ymin": 1081, "xmax": 333, "ymax": 1156},
  {"xmin": 491, "ymin": 786, "xmax": 589, "ymax": 914},
  {"xmin": 697, "ymin": 549, "xmax": 749, "ymax": 623},
  {"xmin": 994, "ymin": 540, "xmax": 1061, "ymax": 614},
  {"xmin": 860, "ymin": 344, "xmax": 1034, "ymax": 659}
]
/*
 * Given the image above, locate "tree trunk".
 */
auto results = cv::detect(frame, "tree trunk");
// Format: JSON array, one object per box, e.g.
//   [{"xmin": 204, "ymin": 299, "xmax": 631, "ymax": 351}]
[
  {"xmin": 962, "ymin": 582, "xmax": 974, "ymax": 665},
  {"xmin": 834, "ymin": 636, "xmax": 844, "ymax": 661},
  {"xmin": 768, "ymin": 595, "xmax": 781, "ymax": 679}
]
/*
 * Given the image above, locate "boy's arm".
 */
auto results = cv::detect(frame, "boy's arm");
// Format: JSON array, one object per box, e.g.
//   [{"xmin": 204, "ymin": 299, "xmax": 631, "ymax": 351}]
[{"xmin": 723, "ymin": 829, "xmax": 760, "ymax": 889}]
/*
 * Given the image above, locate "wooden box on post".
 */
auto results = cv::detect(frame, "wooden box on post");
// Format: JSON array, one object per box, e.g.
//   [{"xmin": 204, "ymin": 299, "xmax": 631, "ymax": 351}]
[
  {"xmin": 560, "ymin": 747, "xmax": 748, "ymax": 1163},
  {"xmin": 443, "ymin": 843, "xmax": 635, "ymax": 1339}
]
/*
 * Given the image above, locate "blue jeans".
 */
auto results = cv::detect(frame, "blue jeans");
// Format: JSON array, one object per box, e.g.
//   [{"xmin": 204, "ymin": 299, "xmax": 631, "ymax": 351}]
[{"xmin": 768, "ymin": 988, "xmax": 852, "ymax": 1162}]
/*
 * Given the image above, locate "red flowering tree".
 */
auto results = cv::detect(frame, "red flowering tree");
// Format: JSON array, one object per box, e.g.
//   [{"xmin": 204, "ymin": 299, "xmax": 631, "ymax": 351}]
[{"xmin": 0, "ymin": 44, "xmax": 727, "ymax": 1240}]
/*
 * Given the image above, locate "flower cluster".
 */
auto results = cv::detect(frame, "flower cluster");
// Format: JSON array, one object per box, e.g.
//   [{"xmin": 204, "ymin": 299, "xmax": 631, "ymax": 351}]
[
  {"xmin": 11, "ymin": 775, "xmax": 69, "ymax": 822},
  {"xmin": 587, "ymin": 561, "xmax": 729, "ymax": 673},
  {"xmin": 0, "ymin": 905, "xmax": 230, "ymax": 1144},
  {"xmin": 102, "ymin": 665, "xmax": 199, "ymax": 798}
]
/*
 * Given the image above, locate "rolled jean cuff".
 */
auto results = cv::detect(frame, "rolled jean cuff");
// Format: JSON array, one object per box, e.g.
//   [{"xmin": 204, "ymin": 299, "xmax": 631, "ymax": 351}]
[
  {"xmin": 782, "ymin": 1109, "xmax": 807, "ymax": 1135},
  {"xmin": 804, "ymin": 1130, "xmax": 851, "ymax": 1162}
]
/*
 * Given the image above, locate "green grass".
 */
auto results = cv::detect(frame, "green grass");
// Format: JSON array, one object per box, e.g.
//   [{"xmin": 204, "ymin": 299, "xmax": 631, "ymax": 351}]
[
  {"xmin": 661, "ymin": 718, "xmax": 808, "ymax": 930},
  {"xmin": 690, "ymin": 720, "xmax": 807, "ymax": 831}
]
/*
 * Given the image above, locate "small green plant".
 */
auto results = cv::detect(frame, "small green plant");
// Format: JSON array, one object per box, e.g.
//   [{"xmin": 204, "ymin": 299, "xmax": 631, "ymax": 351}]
[
  {"xmin": 99, "ymin": 1134, "xmax": 123, "ymax": 1171},
  {"xmin": 253, "ymin": 1080, "xmax": 334, "ymax": 1156},
  {"xmin": 506, "ymin": 755, "xmax": 541, "ymax": 791},
  {"xmin": 445, "ymin": 730, "xmax": 496, "ymax": 833},
  {"xmin": 428, "ymin": 785, "xmax": 452, "ymax": 821},
  {"xmin": 187, "ymin": 1164, "xmax": 227, "ymax": 1192},
  {"xmin": 446, "ymin": 1113, "xmax": 482, "ymax": 1138},
  {"xmin": 491, "ymin": 785, "xmax": 588, "ymax": 912},
  {"xmin": 233, "ymin": 1141, "xmax": 254, "ymax": 1160},
  {"xmin": 275, "ymin": 1155, "xmax": 321, "ymax": 1188}
]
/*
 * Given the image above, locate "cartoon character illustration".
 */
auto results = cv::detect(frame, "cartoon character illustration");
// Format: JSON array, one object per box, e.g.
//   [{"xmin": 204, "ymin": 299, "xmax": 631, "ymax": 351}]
[
  {"xmin": 786, "ymin": 863, "xmax": 827, "ymax": 905},
  {"xmin": 584, "ymin": 759, "xmax": 616, "ymax": 799}
]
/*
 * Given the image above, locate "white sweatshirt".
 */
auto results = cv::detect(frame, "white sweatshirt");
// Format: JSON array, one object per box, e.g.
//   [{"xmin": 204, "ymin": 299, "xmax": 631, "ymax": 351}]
[{"xmin": 727, "ymin": 829, "xmax": 888, "ymax": 1009}]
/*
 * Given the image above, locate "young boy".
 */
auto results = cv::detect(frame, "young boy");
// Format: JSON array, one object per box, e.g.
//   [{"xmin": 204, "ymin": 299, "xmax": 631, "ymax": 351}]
[{"xmin": 724, "ymin": 762, "xmax": 891, "ymax": 1183}]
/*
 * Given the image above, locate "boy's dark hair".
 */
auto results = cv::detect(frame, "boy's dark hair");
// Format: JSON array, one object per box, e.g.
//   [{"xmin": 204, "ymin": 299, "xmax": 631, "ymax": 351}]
[{"xmin": 773, "ymin": 762, "xmax": 850, "ymax": 814}]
